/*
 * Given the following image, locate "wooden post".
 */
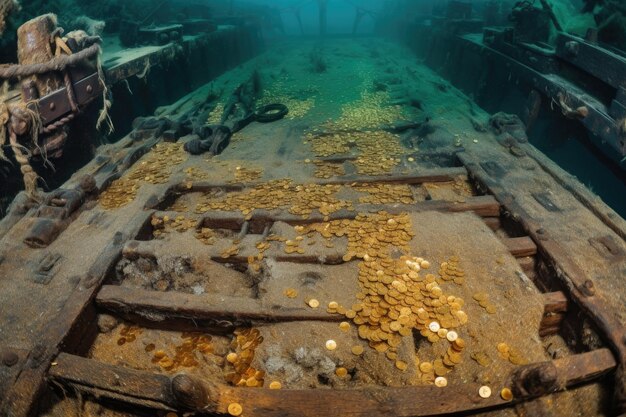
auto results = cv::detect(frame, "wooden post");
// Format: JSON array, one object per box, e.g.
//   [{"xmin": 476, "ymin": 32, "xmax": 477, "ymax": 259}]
[{"xmin": 17, "ymin": 14, "xmax": 64, "ymax": 98}]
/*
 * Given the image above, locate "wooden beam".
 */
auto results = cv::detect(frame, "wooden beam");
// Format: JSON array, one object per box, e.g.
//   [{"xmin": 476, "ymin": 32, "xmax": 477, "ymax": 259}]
[
  {"xmin": 540, "ymin": 291, "xmax": 568, "ymax": 337},
  {"xmin": 49, "ymin": 349, "xmax": 616, "ymax": 416},
  {"xmin": 96, "ymin": 285, "xmax": 342, "ymax": 327},
  {"xmin": 502, "ymin": 236, "xmax": 537, "ymax": 258},
  {"xmin": 181, "ymin": 168, "xmax": 468, "ymax": 193},
  {"xmin": 49, "ymin": 353, "xmax": 197, "ymax": 411},
  {"xmin": 194, "ymin": 196, "xmax": 500, "ymax": 231}
]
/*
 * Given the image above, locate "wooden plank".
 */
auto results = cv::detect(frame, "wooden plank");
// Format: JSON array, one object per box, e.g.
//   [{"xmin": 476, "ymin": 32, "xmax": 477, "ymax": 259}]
[
  {"xmin": 502, "ymin": 236, "xmax": 537, "ymax": 258},
  {"xmin": 49, "ymin": 349, "xmax": 616, "ymax": 416},
  {"xmin": 49, "ymin": 353, "xmax": 178, "ymax": 411},
  {"xmin": 540, "ymin": 291, "xmax": 568, "ymax": 337},
  {"xmin": 460, "ymin": 156, "xmax": 626, "ymax": 382},
  {"xmin": 182, "ymin": 168, "xmax": 468, "ymax": 192},
  {"xmin": 555, "ymin": 32, "xmax": 626, "ymax": 90},
  {"xmin": 0, "ymin": 213, "xmax": 149, "ymax": 417},
  {"xmin": 96, "ymin": 285, "xmax": 343, "ymax": 326},
  {"xmin": 194, "ymin": 196, "xmax": 501, "ymax": 230},
  {"xmin": 520, "ymin": 142, "xmax": 626, "ymax": 243}
]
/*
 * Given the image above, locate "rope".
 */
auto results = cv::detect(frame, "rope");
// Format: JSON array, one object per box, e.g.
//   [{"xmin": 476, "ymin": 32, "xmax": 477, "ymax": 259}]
[
  {"xmin": 9, "ymin": 129, "xmax": 40, "ymax": 199},
  {"xmin": 0, "ymin": 43, "xmax": 100, "ymax": 80}
]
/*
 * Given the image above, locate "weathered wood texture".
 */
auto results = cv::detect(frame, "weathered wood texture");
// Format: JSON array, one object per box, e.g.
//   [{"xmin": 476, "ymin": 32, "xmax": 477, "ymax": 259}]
[
  {"xmin": 460, "ymin": 154, "xmax": 626, "ymax": 411},
  {"xmin": 96, "ymin": 285, "xmax": 342, "ymax": 326},
  {"xmin": 49, "ymin": 349, "xmax": 616, "ymax": 416},
  {"xmin": 502, "ymin": 236, "xmax": 537, "ymax": 258},
  {"xmin": 540, "ymin": 291, "xmax": 568, "ymax": 337}
]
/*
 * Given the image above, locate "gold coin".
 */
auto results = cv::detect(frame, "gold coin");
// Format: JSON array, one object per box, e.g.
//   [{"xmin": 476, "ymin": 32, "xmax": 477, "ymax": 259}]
[
  {"xmin": 284, "ymin": 288, "xmax": 298, "ymax": 298},
  {"xmin": 339, "ymin": 321, "xmax": 351, "ymax": 332},
  {"xmin": 228, "ymin": 402, "xmax": 243, "ymax": 416},
  {"xmin": 308, "ymin": 299, "xmax": 320, "ymax": 308},
  {"xmin": 395, "ymin": 360, "xmax": 408, "ymax": 371},
  {"xmin": 496, "ymin": 343, "xmax": 509, "ymax": 353},
  {"xmin": 434, "ymin": 376, "xmax": 448, "ymax": 387},
  {"xmin": 501, "ymin": 387, "xmax": 513, "ymax": 401},
  {"xmin": 335, "ymin": 367, "xmax": 348, "ymax": 377},
  {"xmin": 478, "ymin": 386, "xmax": 492, "ymax": 399},
  {"xmin": 269, "ymin": 380, "xmax": 282, "ymax": 390},
  {"xmin": 326, "ymin": 340, "xmax": 337, "ymax": 350},
  {"xmin": 351, "ymin": 345, "xmax": 364, "ymax": 355},
  {"xmin": 428, "ymin": 321, "xmax": 440, "ymax": 332},
  {"xmin": 226, "ymin": 353, "xmax": 238, "ymax": 363},
  {"xmin": 446, "ymin": 331, "xmax": 458, "ymax": 342},
  {"xmin": 328, "ymin": 301, "xmax": 339, "ymax": 309},
  {"xmin": 419, "ymin": 362, "xmax": 433, "ymax": 373},
  {"xmin": 453, "ymin": 338, "xmax": 466, "ymax": 350}
]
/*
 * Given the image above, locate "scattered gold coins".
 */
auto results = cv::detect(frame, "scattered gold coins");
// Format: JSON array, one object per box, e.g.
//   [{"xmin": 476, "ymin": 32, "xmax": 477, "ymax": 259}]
[
  {"xmin": 496, "ymin": 342, "xmax": 526, "ymax": 365},
  {"xmin": 150, "ymin": 332, "xmax": 213, "ymax": 372},
  {"xmin": 308, "ymin": 299, "xmax": 320, "ymax": 308},
  {"xmin": 269, "ymin": 381, "xmax": 282, "ymax": 390},
  {"xmin": 229, "ymin": 166, "xmax": 263, "ymax": 183},
  {"xmin": 221, "ymin": 245, "xmax": 239, "ymax": 259},
  {"xmin": 339, "ymin": 322, "xmax": 351, "ymax": 332},
  {"xmin": 501, "ymin": 387, "xmax": 513, "ymax": 401},
  {"xmin": 435, "ymin": 376, "xmax": 448, "ymax": 387},
  {"xmin": 473, "ymin": 292, "xmax": 497, "ymax": 314},
  {"xmin": 326, "ymin": 340, "xmax": 337, "ymax": 351},
  {"xmin": 228, "ymin": 402, "xmax": 243, "ymax": 416},
  {"xmin": 479, "ymin": 386, "xmax": 492, "ymax": 399},
  {"xmin": 313, "ymin": 160, "xmax": 345, "ymax": 179}
]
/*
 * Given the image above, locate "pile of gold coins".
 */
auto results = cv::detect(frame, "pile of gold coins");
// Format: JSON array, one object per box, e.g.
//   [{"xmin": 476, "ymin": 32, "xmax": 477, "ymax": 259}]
[
  {"xmin": 247, "ymin": 239, "xmax": 273, "ymax": 273},
  {"xmin": 127, "ymin": 143, "xmax": 187, "ymax": 184},
  {"xmin": 224, "ymin": 328, "xmax": 265, "ymax": 387},
  {"xmin": 312, "ymin": 160, "xmax": 345, "ymax": 179},
  {"xmin": 308, "ymin": 133, "xmax": 352, "ymax": 157},
  {"xmin": 116, "ymin": 325, "xmax": 142, "ymax": 346},
  {"xmin": 151, "ymin": 214, "xmax": 198, "ymax": 238},
  {"xmin": 298, "ymin": 211, "xmax": 469, "ymax": 383},
  {"xmin": 99, "ymin": 179, "xmax": 138, "ymax": 209},
  {"xmin": 496, "ymin": 342, "xmax": 526, "ymax": 365},
  {"xmin": 258, "ymin": 80, "xmax": 316, "ymax": 119},
  {"xmin": 230, "ymin": 166, "xmax": 263, "ymax": 183},
  {"xmin": 438, "ymin": 257, "xmax": 465, "ymax": 285},
  {"xmin": 307, "ymin": 130, "xmax": 405, "ymax": 176},
  {"xmin": 99, "ymin": 143, "xmax": 187, "ymax": 210},
  {"xmin": 195, "ymin": 227, "xmax": 216, "ymax": 245},
  {"xmin": 195, "ymin": 179, "xmax": 354, "ymax": 220},
  {"xmin": 149, "ymin": 332, "xmax": 214, "ymax": 371},
  {"xmin": 328, "ymin": 91, "xmax": 404, "ymax": 130},
  {"xmin": 354, "ymin": 183, "xmax": 414, "ymax": 204}
]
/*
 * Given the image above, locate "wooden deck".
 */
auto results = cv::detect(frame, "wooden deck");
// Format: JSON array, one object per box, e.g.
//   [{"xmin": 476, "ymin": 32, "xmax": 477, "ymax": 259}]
[{"xmin": 0, "ymin": 38, "xmax": 624, "ymax": 417}]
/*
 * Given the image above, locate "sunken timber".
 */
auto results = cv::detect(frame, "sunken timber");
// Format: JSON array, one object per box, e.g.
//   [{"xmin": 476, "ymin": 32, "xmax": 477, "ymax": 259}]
[{"xmin": 0, "ymin": 1, "xmax": 625, "ymax": 417}]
